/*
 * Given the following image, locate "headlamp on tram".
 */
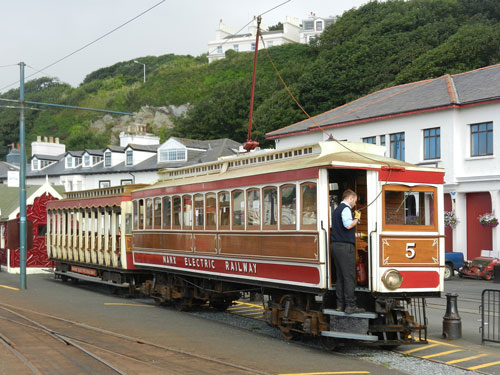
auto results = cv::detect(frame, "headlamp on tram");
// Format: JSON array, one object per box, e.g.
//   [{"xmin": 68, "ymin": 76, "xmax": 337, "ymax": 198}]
[{"xmin": 382, "ymin": 269, "xmax": 403, "ymax": 290}]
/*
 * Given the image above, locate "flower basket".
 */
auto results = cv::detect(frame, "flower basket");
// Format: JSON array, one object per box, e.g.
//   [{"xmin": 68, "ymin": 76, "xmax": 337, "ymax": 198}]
[
  {"xmin": 478, "ymin": 212, "xmax": 499, "ymax": 227},
  {"xmin": 444, "ymin": 211, "xmax": 458, "ymax": 228}
]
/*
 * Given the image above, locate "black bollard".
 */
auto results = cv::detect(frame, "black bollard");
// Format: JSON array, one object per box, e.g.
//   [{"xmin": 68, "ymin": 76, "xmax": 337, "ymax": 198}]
[{"xmin": 442, "ymin": 293, "xmax": 462, "ymax": 339}]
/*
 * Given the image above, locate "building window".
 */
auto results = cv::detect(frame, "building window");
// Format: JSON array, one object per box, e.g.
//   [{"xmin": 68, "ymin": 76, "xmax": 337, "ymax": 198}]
[
  {"xmin": 99, "ymin": 180, "xmax": 110, "ymax": 188},
  {"xmin": 126, "ymin": 150, "xmax": 133, "ymax": 166},
  {"xmin": 160, "ymin": 148, "xmax": 186, "ymax": 162},
  {"xmin": 251, "ymin": 42, "xmax": 256, "ymax": 51},
  {"xmin": 363, "ymin": 136, "xmax": 376, "ymax": 144},
  {"xmin": 390, "ymin": 132, "xmax": 405, "ymax": 161},
  {"xmin": 32, "ymin": 159, "xmax": 38, "ymax": 170},
  {"xmin": 217, "ymin": 46, "xmax": 222, "ymax": 54},
  {"xmin": 84, "ymin": 154, "xmax": 90, "ymax": 167},
  {"xmin": 66, "ymin": 156, "xmax": 73, "ymax": 168},
  {"xmin": 304, "ymin": 21, "xmax": 314, "ymax": 30},
  {"xmin": 424, "ymin": 127, "xmax": 440, "ymax": 160},
  {"xmin": 471, "ymin": 122, "xmax": 493, "ymax": 157},
  {"xmin": 267, "ymin": 41, "xmax": 273, "ymax": 47},
  {"xmin": 380, "ymin": 135, "xmax": 386, "ymax": 146},
  {"xmin": 316, "ymin": 21, "xmax": 323, "ymax": 31},
  {"xmin": 121, "ymin": 179, "xmax": 133, "ymax": 185},
  {"xmin": 104, "ymin": 152, "xmax": 111, "ymax": 167},
  {"xmin": 233, "ymin": 44, "xmax": 239, "ymax": 52},
  {"xmin": 92, "ymin": 156, "xmax": 102, "ymax": 164}
]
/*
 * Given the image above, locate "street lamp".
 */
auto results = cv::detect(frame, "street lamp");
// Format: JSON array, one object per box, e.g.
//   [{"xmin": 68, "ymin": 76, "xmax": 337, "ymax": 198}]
[{"xmin": 134, "ymin": 60, "xmax": 146, "ymax": 83}]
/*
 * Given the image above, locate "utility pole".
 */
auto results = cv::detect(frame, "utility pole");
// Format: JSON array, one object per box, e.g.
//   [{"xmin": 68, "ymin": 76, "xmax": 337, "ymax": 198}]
[{"xmin": 19, "ymin": 62, "xmax": 27, "ymax": 290}]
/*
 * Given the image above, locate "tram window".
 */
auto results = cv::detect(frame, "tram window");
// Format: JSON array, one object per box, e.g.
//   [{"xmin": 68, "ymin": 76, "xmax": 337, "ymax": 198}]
[
  {"xmin": 263, "ymin": 187, "xmax": 278, "ymax": 230},
  {"xmin": 154, "ymin": 198, "xmax": 162, "ymax": 229},
  {"xmin": 301, "ymin": 182, "xmax": 317, "ymax": 230},
  {"xmin": 133, "ymin": 201, "xmax": 139, "ymax": 229},
  {"xmin": 218, "ymin": 192, "xmax": 230, "ymax": 230},
  {"xmin": 183, "ymin": 195, "xmax": 193, "ymax": 229},
  {"xmin": 163, "ymin": 197, "xmax": 171, "ymax": 229},
  {"xmin": 139, "ymin": 199, "xmax": 145, "ymax": 230},
  {"xmin": 173, "ymin": 196, "xmax": 181, "ymax": 229},
  {"xmin": 194, "ymin": 194, "xmax": 204, "ymax": 229},
  {"xmin": 232, "ymin": 190, "xmax": 245, "ymax": 230},
  {"xmin": 125, "ymin": 214, "xmax": 132, "ymax": 234},
  {"xmin": 383, "ymin": 186, "xmax": 436, "ymax": 230},
  {"xmin": 280, "ymin": 184, "xmax": 296, "ymax": 230},
  {"xmin": 205, "ymin": 193, "xmax": 216, "ymax": 230},
  {"xmin": 146, "ymin": 198, "xmax": 153, "ymax": 229},
  {"xmin": 247, "ymin": 189, "xmax": 260, "ymax": 230}
]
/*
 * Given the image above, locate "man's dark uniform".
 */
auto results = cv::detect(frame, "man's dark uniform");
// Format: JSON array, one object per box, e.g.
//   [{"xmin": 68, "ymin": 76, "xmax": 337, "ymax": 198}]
[{"xmin": 331, "ymin": 202, "xmax": 357, "ymax": 310}]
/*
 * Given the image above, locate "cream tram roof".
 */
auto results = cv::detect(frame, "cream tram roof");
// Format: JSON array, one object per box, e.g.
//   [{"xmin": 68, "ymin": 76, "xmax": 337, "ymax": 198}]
[{"xmin": 136, "ymin": 142, "xmax": 444, "ymax": 192}]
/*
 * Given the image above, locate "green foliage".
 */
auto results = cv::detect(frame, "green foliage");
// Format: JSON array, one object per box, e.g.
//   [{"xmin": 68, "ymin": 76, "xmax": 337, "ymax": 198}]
[{"xmin": 1, "ymin": 0, "xmax": 500, "ymax": 159}]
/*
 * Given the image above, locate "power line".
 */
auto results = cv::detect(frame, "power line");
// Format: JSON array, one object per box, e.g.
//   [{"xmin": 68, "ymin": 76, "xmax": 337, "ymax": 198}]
[
  {"xmin": 0, "ymin": 64, "xmax": 18, "ymax": 69},
  {"xmin": 0, "ymin": 0, "xmax": 166, "ymax": 92},
  {"xmin": 208, "ymin": 0, "xmax": 291, "ymax": 56}
]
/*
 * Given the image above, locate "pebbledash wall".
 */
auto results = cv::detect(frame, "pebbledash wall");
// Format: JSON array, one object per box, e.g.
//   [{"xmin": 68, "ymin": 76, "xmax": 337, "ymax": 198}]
[{"xmin": 268, "ymin": 92, "xmax": 500, "ymax": 261}]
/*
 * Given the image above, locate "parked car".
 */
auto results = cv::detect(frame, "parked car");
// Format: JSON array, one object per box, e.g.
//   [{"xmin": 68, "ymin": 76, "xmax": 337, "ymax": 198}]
[
  {"xmin": 444, "ymin": 252, "xmax": 464, "ymax": 280},
  {"xmin": 458, "ymin": 257, "xmax": 499, "ymax": 280}
]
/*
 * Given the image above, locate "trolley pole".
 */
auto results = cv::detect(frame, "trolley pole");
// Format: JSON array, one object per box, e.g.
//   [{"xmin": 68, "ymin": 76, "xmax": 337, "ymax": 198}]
[{"xmin": 19, "ymin": 62, "xmax": 27, "ymax": 290}]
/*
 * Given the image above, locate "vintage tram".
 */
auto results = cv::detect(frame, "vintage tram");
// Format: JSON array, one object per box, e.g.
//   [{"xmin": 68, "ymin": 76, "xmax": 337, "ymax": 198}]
[
  {"xmin": 130, "ymin": 140, "xmax": 444, "ymax": 346},
  {"xmin": 46, "ymin": 141, "xmax": 445, "ymax": 347},
  {"xmin": 46, "ymin": 184, "xmax": 150, "ymax": 293}
]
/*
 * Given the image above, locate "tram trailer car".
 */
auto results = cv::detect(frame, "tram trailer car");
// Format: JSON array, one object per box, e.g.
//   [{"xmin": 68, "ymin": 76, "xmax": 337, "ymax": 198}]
[
  {"xmin": 46, "ymin": 184, "xmax": 152, "ymax": 293},
  {"xmin": 131, "ymin": 141, "xmax": 445, "ymax": 347}
]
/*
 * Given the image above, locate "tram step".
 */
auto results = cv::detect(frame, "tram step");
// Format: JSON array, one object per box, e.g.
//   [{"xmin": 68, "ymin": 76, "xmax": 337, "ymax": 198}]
[
  {"xmin": 321, "ymin": 330, "xmax": 379, "ymax": 341},
  {"xmin": 54, "ymin": 270, "xmax": 129, "ymax": 287},
  {"xmin": 322, "ymin": 309, "xmax": 377, "ymax": 319}
]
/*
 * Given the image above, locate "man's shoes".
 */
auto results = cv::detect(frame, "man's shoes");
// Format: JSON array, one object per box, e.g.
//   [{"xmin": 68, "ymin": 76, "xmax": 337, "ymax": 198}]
[
  {"xmin": 335, "ymin": 304, "xmax": 345, "ymax": 312},
  {"xmin": 344, "ymin": 306, "xmax": 366, "ymax": 314}
]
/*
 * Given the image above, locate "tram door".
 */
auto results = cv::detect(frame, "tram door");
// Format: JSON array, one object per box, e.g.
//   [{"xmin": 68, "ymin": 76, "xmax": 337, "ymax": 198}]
[{"xmin": 327, "ymin": 169, "xmax": 368, "ymax": 288}]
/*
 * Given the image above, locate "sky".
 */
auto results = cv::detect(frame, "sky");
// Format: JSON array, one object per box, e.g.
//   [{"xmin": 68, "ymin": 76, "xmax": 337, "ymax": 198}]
[{"xmin": 0, "ymin": 0, "xmax": 369, "ymax": 92}]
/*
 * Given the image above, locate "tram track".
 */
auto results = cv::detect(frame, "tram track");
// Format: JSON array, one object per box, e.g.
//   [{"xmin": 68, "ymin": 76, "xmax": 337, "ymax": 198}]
[{"xmin": 0, "ymin": 302, "xmax": 272, "ymax": 375}]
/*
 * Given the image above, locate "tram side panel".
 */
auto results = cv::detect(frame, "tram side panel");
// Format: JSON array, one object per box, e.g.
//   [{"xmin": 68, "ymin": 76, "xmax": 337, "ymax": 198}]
[
  {"xmin": 131, "ymin": 176, "xmax": 325, "ymax": 292},
  {"xmin": 371, "ymin": 170, "xmax": 445, "ymax": 296}
]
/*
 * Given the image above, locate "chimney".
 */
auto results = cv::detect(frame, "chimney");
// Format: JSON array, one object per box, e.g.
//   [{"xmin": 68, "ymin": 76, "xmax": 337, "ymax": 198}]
[
  {"xmin": 49, "ymin": 136, "xmax": 54, "ymax": 143},
  {"xmin": 37, "ymin": 136, "xmax": 41, "ymax": 142},
  {"xmin": 17, "ymin": 143, "xmax": 20, "ymax": 150},
  {"xmin": 55, "ymin": 137, "xmax": 59, "ymax": 144},
  {"xmin": 43, "ymin": 136, "xmax": 48, "ymax": 142},
  {"xmin": 11, "ymin": 143, "xmax": 14, "ymax": 150}
]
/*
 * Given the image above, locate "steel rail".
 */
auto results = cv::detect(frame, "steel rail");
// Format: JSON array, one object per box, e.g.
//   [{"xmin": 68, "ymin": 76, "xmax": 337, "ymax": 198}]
[
  {"xmin": 0, "ymin": 332, "xmax": 43, "ymax": 375},
  {"xmin": 0, "ymin": 301, "xmax": 272, "ymax": 375},
  {"xmin": 0, "ymin": 306, "xmax": 126, "ymax": 375}
]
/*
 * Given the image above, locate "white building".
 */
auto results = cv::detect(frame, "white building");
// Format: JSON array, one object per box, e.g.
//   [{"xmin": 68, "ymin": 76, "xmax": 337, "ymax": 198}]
[
  {"xmin": 207, "ymin": 17, "xmax": 301, "ymax": 63},
  {"xmin": 266, "ymin": 64, "xmax": 500, "ymax": 261},
  {"xmin": 299, "ymin": 12, "xmax": 336, "ymax": 44}
]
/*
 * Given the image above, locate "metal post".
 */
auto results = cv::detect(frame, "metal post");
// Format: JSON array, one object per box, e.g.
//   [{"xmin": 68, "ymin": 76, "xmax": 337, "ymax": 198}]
[
  {"xmin": 442, "ymin": 293, "xmax": 462, "ymax": 339},
  {"xmin": 19, "ymin": 62, "xmax": 27, "ymax": 289}
]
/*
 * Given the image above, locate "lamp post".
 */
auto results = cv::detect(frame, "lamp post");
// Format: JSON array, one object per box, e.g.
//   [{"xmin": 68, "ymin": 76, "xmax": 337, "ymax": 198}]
[{"xmin": 134, "ymin": 60, "xmax": 146, "ymax": 83}]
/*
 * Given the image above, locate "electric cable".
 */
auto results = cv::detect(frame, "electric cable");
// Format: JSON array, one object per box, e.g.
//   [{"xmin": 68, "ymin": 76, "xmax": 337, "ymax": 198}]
[{"xmin": 0, "ymin": 0, "xmax": 166, "ymax": 92}]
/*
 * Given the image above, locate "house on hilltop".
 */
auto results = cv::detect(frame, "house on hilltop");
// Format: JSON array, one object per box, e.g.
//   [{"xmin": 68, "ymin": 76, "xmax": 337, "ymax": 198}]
[{"xmin": 266, "ymin": 64, "xmax": 500, "ymax": 261}]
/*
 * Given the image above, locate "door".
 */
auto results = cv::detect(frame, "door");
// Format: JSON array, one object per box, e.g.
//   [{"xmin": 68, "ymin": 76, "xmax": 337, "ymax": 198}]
[{"xmin": 466, "ymin": 192, "xmax": 492, "ymax": 259}]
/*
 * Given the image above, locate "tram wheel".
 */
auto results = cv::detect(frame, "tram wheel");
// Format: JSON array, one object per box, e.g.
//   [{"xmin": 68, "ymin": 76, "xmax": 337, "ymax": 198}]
[
  {"xmin": 320, "ymin": 336, "xmax": 338, "ymax": 351},
  {"xmin": 279, "ymin": 326, "xmax": 297, "ymax": 341},
  {"xmin": 210, "ymin": 300, "xmax": 232, "ymax": 312}
]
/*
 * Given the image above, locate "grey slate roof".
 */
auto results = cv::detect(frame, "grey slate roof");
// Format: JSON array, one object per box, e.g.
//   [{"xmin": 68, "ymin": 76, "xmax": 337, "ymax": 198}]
[
  {"xmin": 0, "ymin": 138, "xmax": 241, "ymax": 180},
  {"xmin": 32, "ymin": 154, "xmax": 62, "ymax": 161},
  {"xmin": 266, "ymin": 64, "xmax": 500, "ymax": 138}
]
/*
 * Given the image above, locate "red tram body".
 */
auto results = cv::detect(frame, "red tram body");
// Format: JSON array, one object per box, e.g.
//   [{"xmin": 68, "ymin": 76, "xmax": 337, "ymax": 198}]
[{"xmin": 47, "ymin": 141, "xmax": 445, "ymax": 347}]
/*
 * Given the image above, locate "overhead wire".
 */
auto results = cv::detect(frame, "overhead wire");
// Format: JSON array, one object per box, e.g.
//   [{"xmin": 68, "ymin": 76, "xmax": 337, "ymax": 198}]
[
  {"xmin": 0, "ymin": 0, "xmax": 166, "ymax": 92},
  {"xmin": 257, "ymin": 33, "xmax": 408, "ymax": 209}
]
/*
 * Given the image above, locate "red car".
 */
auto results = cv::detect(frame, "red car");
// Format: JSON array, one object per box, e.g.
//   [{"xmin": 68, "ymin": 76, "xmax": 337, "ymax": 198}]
[{"xmin": 459, "ymin": 257, "xmax": 499, "ymax": 280}]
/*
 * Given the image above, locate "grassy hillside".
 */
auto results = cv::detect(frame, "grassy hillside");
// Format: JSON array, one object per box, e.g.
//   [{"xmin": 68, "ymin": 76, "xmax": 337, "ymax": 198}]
[{"xmin": 1, "ymin": 0, "xmax": 499, "ymax": 158}]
